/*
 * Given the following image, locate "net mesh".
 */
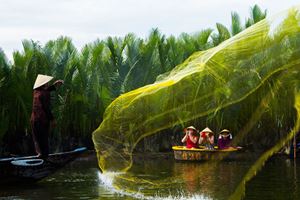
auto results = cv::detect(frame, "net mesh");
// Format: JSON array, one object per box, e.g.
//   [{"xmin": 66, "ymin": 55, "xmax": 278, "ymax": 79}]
[{"xmin": 93, "ymin": 6, "xmax": 300, "ymax": 177}]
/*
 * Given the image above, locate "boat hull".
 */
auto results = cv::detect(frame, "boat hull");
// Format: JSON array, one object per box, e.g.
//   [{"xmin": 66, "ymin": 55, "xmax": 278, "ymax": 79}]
[
  {"xmin": 0, "ymin": 147, "xmax": 87, "ymax": 185},
  {"xmin": 172, "ymin": 146, "xmax": 240, "ymax": 161}
]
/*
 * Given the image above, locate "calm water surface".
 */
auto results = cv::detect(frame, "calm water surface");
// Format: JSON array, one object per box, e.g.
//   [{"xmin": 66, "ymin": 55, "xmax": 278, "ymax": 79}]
[{"xmin": 0, "ymin": 152, "xmax": 299, "ymax": 200}]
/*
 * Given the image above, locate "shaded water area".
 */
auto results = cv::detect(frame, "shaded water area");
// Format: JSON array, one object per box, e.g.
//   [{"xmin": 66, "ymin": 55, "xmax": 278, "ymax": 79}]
[{"xmin": 0, "ymin": 152, "xmax": 300, "ymax": 200}]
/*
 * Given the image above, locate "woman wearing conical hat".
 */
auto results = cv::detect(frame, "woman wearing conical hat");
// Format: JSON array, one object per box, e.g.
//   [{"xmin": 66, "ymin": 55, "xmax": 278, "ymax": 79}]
[
  {"xmin": 181, "ymin": 126, "xmax": 199, "ymax": 149},
  {"xmin": 199, "ymin": 127, "xmax": 215, "ymax": 150},
  {"xmin": 31, "ymin": 74, "xmax": 63, "ymax": 158},
  {"xmin": 217, "ymin": 129, "xmax": 233, "ymax": 149}
]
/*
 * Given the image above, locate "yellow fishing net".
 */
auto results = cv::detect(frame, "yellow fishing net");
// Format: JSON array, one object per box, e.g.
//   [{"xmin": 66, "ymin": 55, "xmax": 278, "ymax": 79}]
[{"xmin": 93, "ymin": 6, "xmax": 300, "ymax": 198}]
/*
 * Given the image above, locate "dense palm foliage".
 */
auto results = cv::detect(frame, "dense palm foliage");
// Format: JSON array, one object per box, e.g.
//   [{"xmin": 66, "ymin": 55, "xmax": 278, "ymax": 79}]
[
  {"xmin": 212, "ymin": 5, "xmax": 267, "ymax": 45},
  {"xmin": 0, "ymin": 5, "xmax": 267, "ymax": 154}
]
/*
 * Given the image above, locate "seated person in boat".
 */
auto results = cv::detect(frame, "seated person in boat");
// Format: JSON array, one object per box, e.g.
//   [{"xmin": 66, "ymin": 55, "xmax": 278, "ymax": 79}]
[
  {"xmin": 181, "ymin": 126, "xmax": 199, "ymax": 149},
  {"xmin": 199, "ymin": 127, "xmax": 214, "ymax": 150},
  {"xmin": 217, "ymin": 129, "xmax": 232, "ymax": 149}
]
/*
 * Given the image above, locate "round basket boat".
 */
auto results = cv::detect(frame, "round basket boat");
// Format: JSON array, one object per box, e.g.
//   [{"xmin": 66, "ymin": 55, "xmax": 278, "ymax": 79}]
[{"xmin": 172, "ymin": 146, "xmax": 240, "ymax": 161}]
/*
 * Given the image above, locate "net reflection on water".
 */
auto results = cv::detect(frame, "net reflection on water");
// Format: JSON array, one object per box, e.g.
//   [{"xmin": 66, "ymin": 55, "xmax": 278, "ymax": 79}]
[{"xmin": 0, "ymin": 153, "xmax": 300, "ymax": 200}]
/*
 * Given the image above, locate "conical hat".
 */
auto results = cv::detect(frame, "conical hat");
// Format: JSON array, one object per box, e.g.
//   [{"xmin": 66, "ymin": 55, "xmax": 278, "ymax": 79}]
[
  {"xmin": 200, "ymin": 127, "xmax": 213, "ymax": 133},
  {"xmin": 219, "ymin": 129, "xmax": 230, "ymax": 135},
  {"xmin": 186, "ymin": 126, "xmax": 197, "ymax": 131},
  {"xmin": 33, "ymin": 74, "xmax": 53, "ymax": 89}
]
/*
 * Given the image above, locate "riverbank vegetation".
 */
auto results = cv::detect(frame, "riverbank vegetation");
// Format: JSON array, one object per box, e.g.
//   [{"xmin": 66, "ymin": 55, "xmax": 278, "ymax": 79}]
[{"xmin": 0, "ymin": 5, "xmax": 267, "ymax": 155}]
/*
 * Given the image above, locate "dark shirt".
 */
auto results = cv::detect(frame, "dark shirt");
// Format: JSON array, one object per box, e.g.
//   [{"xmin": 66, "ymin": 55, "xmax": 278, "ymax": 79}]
[
  {"xmin": 31, "ymin": 85, "xmax": 56, "ymax": 123},
  {"xmin": 217, "ymin": 136, "xmax": 232, "ymax": 149}
]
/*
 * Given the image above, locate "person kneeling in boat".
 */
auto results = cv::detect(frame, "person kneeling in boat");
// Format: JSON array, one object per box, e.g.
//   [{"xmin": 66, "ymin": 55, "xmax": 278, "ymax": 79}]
[
  {"xmin": 181, "ymin": 126, "xmax": 199, "ymax": 149},
  {"xmin": 199, "ymin": 127, "xmax": 215, "ymax": 150},
  {"xmin": 217, "ymin": 129, "xmax": 233, "ymax": 149}
]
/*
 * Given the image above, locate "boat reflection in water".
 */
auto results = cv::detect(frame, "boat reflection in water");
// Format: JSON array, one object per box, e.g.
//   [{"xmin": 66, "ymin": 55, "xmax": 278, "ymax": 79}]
[
  {"xmin": 95, "ymin": 152, "xmax": 256, "ymax": 200},
  {"xmin": 0, "ymin": 152, "xmax": 299, "ymax": 199}
]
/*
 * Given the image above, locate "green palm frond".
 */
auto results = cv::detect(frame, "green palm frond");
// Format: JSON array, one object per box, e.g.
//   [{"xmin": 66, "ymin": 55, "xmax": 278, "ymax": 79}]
[
  {"xmin": 245, "ymin": 4, "xmax": 267, "ymax": 28},
  {"xmin": 252, "ymin": 4, "xmax": 267, "ymax": 23},
  {"xmin": 193, "ymin": 29, "xmax": 213, "ymax": 50},
  {"xmin": 211, "ymin": 23, "xmax": 231, "ymax": 46},
  {"xmin": 231, "ymin": 12, "xmax": 243, "ymax": 36}
]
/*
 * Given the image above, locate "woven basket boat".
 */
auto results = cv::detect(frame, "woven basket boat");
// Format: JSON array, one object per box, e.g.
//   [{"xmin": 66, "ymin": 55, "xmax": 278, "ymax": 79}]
[{"xmin": 172, "ymin": 146, "xmax": 241, "ymax": 161}]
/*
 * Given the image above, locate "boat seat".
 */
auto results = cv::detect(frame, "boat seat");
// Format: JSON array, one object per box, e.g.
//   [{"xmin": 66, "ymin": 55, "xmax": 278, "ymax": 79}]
[{"xmin": 11, "ymin": 159, "xmax": 44, "ymax": 167}]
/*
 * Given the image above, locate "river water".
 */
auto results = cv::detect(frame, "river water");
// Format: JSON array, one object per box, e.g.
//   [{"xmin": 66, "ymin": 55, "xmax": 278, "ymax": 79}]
[{"xmin": 0, "ymin": 152, "xmax": 299, "ymax": 200}]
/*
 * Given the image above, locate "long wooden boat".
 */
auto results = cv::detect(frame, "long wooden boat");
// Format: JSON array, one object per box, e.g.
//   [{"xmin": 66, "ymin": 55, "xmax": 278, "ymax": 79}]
[
  {"xmin": 0, "ymin": 147, "xmax": 87, "ymax": 185},
  {"xmin": 172, "ymin": 146, "xmax": 241, "ymax": 161}
]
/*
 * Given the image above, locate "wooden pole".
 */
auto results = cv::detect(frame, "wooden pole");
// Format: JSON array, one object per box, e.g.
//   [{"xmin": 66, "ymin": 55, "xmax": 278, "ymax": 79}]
[{"xmin": 294, "ymin": 133, "xmax": 296, "ymax": 159}]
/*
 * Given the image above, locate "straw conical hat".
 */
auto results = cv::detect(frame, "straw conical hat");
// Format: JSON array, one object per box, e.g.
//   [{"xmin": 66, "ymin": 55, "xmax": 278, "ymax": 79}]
[
  {"xmin": 33, "ymin": 74, "xmax": 53, "ymax": 89},
  {"xmin": 219, "ymin": 129, "xmax": 230, "ymax": 135},
  {"xmin": 186, "ymin": 126, "xmax": 197, "ymax": 131},
  {"xmin": 200, "ymin": 127, "xmax": 213, "ymax": 133}
]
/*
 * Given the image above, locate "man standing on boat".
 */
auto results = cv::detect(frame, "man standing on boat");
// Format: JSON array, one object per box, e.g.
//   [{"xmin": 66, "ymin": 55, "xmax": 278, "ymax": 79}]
[{"xmin": 31, "ymin": 74, "xmax": 63, "ymax": 158}]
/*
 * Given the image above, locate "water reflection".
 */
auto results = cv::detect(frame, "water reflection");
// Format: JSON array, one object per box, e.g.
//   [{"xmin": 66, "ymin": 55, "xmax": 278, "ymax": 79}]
[
  {"xmin": 178, "ymin": 163, "xmax": 199, "ymax": 193},
  {"xmin": 1, "ymin": 153, "xmax": 300, "ymax": 200},
  {"xmin": 244, "ymin": 157, "xmax": 300, "ymax": 200},
  {"xmin": 173, "ymin": 160, "xmax": 250, "ymax": 200},
  {"xmin": 103, "ymin": 153, "xmax": 256, "ymax": 199}
]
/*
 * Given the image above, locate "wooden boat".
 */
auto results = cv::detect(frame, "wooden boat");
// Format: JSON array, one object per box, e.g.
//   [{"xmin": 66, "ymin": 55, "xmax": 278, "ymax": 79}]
[
  {"xmin": 172, "ymin": 146, "xmax": 241, "ymax": 161},
  {"xmin": 0, "ymin": 147, "xmax": 87, "ymax": 185}
]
